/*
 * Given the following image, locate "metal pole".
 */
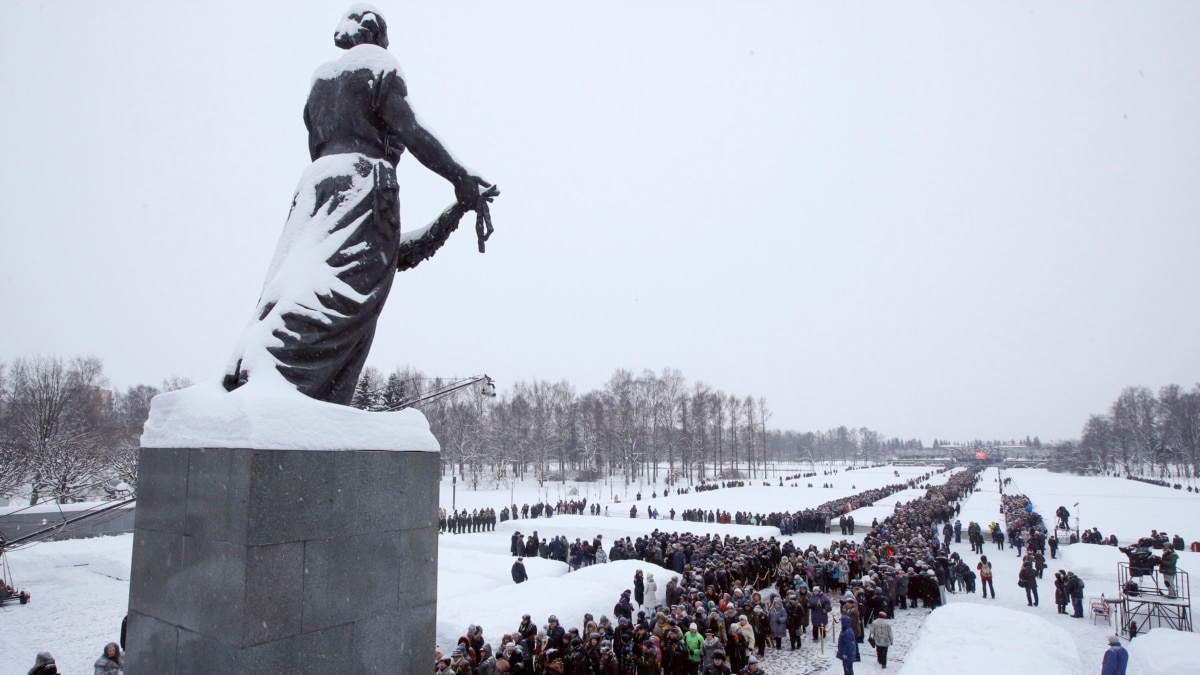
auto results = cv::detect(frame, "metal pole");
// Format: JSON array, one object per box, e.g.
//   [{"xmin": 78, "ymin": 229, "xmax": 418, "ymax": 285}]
[{"xmin": 453, "ymin": 475, "xmax": 457, "ymax": 512}]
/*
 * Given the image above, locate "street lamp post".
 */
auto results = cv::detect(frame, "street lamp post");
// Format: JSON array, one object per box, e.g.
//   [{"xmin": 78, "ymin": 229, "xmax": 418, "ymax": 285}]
[{"xmin": 452, "ymin": 475, "xmax": 457, "ymax": 513}]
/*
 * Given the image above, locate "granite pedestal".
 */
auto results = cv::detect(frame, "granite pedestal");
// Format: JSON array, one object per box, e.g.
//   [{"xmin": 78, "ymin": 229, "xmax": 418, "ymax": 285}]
[{"xmin": 126, "ymin": 447, "xmax": 438, "ymax": 674}]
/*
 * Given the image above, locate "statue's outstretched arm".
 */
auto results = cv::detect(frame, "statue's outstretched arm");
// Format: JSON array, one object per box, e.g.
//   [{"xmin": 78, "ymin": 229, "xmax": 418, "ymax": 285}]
[{"xmin": 381, "ymin": 86, "xmax": 490, "ymax": 210}]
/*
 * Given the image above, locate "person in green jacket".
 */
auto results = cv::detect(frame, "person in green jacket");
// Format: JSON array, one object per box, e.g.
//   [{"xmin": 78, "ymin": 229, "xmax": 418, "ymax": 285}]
[{"xmin": 685, "ymin": 622, "xmax": 705, "ymax": 670}]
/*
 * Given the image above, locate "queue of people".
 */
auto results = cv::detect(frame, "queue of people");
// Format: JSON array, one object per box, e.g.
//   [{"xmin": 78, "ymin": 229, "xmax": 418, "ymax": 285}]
[{"xmin": 438, "ymin": 468, "xmax": 985, "ymax": 673}]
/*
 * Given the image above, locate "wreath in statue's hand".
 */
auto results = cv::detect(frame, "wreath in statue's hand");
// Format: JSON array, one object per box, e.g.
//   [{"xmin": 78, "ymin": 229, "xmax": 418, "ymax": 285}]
[{"xmin": 475, "ymin": 184, "xmax": 499, "ymax": 253}]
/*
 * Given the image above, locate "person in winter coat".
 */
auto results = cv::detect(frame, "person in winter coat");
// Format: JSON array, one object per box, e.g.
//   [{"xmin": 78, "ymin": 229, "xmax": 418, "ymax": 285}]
[
  {"xmin": 808, "ymin": 587, "xmax": 832, "ymax": 642},
  {"xmin": 511, "ymin": 557, "xmax": 529, "ymax": 584},
  {"xmin": 726, "ymin": 625, "xmax": 749, "ymax": 673},
  {"xmin": 665, "ymin": 578, "xmax": 683, "ymax": 608},
  {"xmin": 449, "ymin": 645, "xmax": 475, "ymax": 675},
  {"xmin": 737, "ymin": 614, "xmax": 756, "ymax": 657},
  {"xmin": 615, "ymin": 590, "xmax": 635, "ymax": 622},
  {"xmin": 751, "ymin": 607, "xmax": 770, "ymax": 657},
  {"xmin": 706, "ymin": 610, "xmax": 727, "ymax": 646},
  {"xmin": 1160, "ymin": 544, "xmax": 1179, "ymax": 598},
  {"xmin": 868, "ymin": 612, "xmax": 892, "ymax": 668},
  {"xmin": 476, "ymin": 646, "xmax": 499, "ymax": 675},
  {"xmin": 841, "ymin": 592, "xmax": 863, "ymax": 643},
  {"xmin": 635, "ymin": 639, "xmax": 661, "ymax": 675},
  {"xmin": 1100, "ymin": 635, "xmax": 1129, "ymax": 675},
  {"xmin": 742, "ymin": 654, "xmax": 765, "ymax": 673},
  {"xmin": 1019, "ymin": 561, "xmax": 1039, "ymax": 606},
  {"xmin": 546, "ymin": 615, "xmax": 569, "ymax": 652},
  {"xmin": 701, "ymin": 630, "xmax": 722, "ymax": 670},
  {"xmin": 1067, "ymin": 571, "xmax": 1086, "ymax": 618},
  {"xmin": 684, "ymin": 623, "xmax": 705, "ymax": 671},
  {"xmin": 634, "ymin": 570, "xmax": 646, "ymax": 608},
  {"xmin": 645, "ymin": 574, "xmax": 658, "ymax": 608},
  {"xmin": 94, "ymin": 642, "xmax": 123, "ymax": 675},
  {"xmin": 28, "ymin": 652, "xmax": 58, "ymax": 675},
  {"xmin": 977, "ymin": 556, "xmax": 995, "ymax": 599},
  {"xmin": 1052, "ymin": 571, "xmax": 1069, "ymax": 614},
  {"xmin": 767, "ymin": 597, "xmax": 788, "ymax": 649},
  {"xmin": 835, "ymin": 615, "xmax": 858, "ymax": 675},
  {"xmin": 785, "ymin": 592, "xmax": 808, "ymax": 650},
  {"xmin": 703, "ymin": 649, "xmax": 732, "ymax": 675}
]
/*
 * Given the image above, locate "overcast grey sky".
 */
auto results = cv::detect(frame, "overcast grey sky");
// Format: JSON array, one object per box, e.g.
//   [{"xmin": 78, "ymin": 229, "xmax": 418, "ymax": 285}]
[{"xmin": 2, "ymin": 1, "xmax": 1197, "ymax": 443}]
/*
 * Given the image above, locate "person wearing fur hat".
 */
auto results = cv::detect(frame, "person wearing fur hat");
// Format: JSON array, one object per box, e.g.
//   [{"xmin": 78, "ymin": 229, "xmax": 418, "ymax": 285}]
[
  {"xmin": 28, "ymin": 652, "xmax": 58, "ymax": 675},
  {"xmin": 841, "ymin": 592, "xmax": 863, "ymax": 644},
  {"xmin": 703, "ymin": 649, "xmax": 732, "ymax": 675},
  {"xmin": 868, "ymin": 612, "xmax": 893, "ymax": 668},
  {"xmin": 1100, "ymin": 635, "xmax": 1128, "ymax": 675}
]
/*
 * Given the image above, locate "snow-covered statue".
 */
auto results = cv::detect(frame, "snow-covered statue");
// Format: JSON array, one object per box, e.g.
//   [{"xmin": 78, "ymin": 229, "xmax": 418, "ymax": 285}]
[{"xmin": 222, "ymin": 4, "xmax": 496, "ymax": 405}]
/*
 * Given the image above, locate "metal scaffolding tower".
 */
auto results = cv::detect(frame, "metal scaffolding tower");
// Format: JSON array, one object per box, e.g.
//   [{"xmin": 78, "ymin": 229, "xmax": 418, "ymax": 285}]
[{"xmin": 1117, "ymin": 561, "xmax": 1192, "ymax": 637}]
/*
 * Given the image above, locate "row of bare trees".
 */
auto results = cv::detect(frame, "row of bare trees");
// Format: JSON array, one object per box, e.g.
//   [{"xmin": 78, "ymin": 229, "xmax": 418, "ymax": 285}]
[
  {"xmin": 355, "ymin": 366, "xmax": 921, "ymax": 491},
  {"xmin": 0, "ymin": 355, "xmax": 187, "ymax": 505},
  {"xmin": 1053, "ymin": 384, "xmax": 1200, "ymax": 479}
]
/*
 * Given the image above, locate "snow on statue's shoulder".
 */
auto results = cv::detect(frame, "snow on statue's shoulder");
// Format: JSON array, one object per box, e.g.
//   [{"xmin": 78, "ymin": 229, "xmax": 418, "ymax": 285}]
[
  {"xmin": 312, "ymin": 43, "xmax": 402, "ymax": 84},
  {"xmin": 141, "ymin": 376, "xmax": 438, "ymax": 451}
]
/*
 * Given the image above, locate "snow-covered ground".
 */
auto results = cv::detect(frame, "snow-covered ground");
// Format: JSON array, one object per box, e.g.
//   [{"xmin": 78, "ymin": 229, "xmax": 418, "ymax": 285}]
[{"xmin": 1, "ymin": 465, "xmax": 1197, "ymax": 674}]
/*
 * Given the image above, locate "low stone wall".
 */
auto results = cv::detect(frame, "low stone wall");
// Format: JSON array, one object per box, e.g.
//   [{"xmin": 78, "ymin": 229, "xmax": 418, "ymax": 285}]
[{"xmin": 0, "ymin": 503, "xmax": 137, "ymax": 542}]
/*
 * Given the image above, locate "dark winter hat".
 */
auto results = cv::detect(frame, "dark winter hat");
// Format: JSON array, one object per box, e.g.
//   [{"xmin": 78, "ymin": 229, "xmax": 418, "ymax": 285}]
[{"xmin": 36, "ymin": 653, "xmax": 54, "ymax": 664}]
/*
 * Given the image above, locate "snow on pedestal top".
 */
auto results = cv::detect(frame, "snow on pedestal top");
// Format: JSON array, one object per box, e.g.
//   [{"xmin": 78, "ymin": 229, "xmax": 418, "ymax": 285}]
[{"xmin": 140, "ymin": 376, "xmax": 438, "ymax": 451}]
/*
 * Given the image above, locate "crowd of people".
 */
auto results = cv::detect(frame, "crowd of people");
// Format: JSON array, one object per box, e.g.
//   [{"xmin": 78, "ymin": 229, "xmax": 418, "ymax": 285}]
[
  {"xmin": 1125, "ymin": 474, "xmax": 1199, "ymax": 492},
  {"xmin": 440, "ymin": 499, "xmax": 602, "ymax": 534},
  {"xmin": 437, "ymin": 467, "xmax": 983, "ymax": 673}
]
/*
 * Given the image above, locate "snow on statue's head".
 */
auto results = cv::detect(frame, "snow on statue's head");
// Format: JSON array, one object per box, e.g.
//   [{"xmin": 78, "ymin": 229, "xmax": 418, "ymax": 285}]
[{"xmin": 334, "ymin": 4, "xmax": 389, "ymax": 50}]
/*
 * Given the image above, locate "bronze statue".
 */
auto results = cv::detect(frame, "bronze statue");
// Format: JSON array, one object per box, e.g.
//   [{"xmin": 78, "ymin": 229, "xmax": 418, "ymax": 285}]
[{"xmin": 223, "ymin": 5, "xmax": 496, "ymax": 404}]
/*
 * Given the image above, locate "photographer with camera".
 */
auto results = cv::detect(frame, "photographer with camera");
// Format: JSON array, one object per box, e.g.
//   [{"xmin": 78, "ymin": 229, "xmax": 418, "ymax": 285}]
[{"xmin": 1161, "ymin": 543, "xmax": 1179, "ymax": 598}]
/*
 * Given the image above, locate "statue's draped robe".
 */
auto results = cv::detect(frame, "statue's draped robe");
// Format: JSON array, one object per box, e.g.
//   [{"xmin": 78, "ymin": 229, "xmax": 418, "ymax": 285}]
[{"xmin": 224, "ymin": 45, "xmax": 409, "ymax": 404}]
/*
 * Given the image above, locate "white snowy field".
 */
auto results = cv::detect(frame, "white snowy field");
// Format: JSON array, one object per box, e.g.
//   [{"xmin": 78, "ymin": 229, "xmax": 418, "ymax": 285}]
[{"xmin": 1, "ymin": 465, "xmax": 1198, "ymax": 674}]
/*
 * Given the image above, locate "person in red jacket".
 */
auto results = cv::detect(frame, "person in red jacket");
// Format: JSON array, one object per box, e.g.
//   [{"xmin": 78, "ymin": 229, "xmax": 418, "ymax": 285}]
[{"xmin": 977, "ymin": 555, "xmax": 995, "ymax": 599}]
